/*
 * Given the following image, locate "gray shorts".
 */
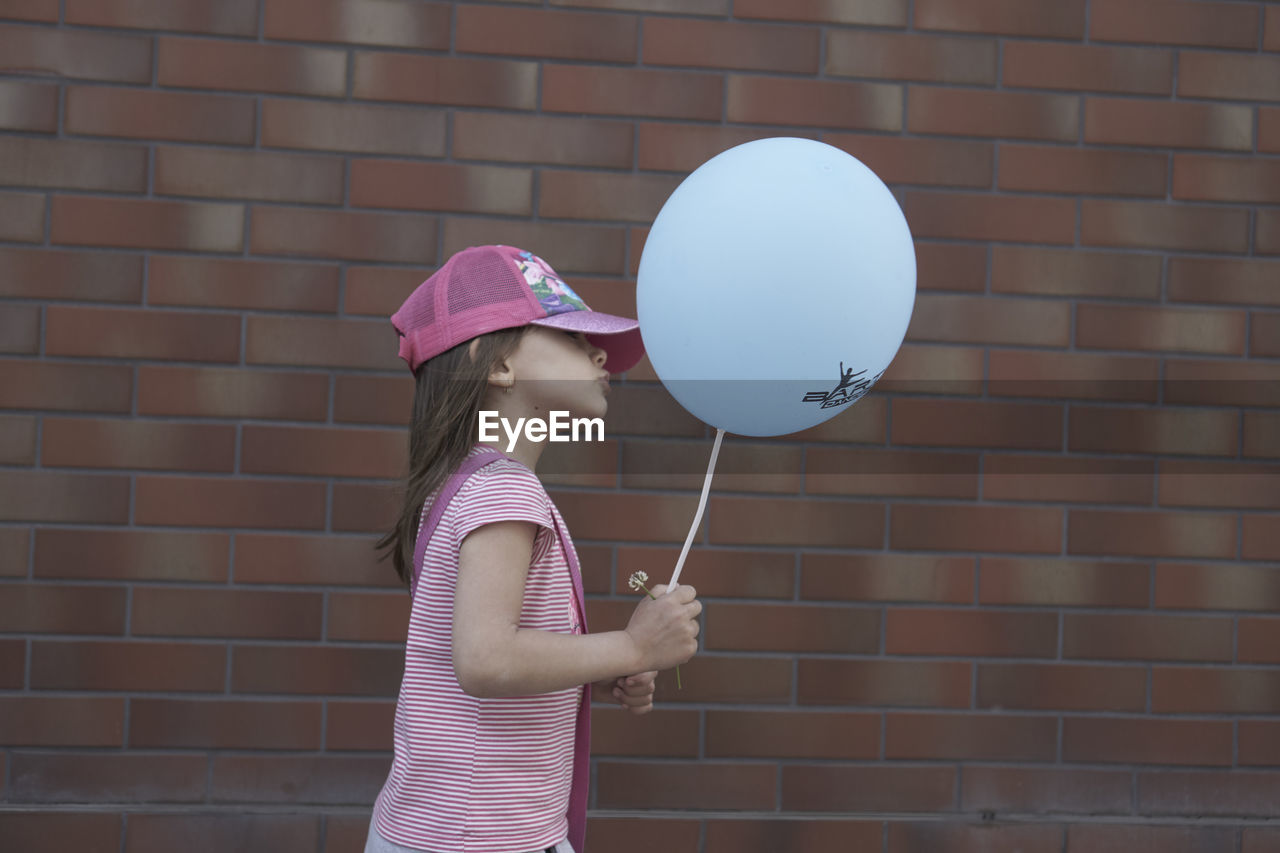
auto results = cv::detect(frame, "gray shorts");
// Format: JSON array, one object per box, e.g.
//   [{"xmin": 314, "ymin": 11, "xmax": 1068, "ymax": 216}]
[{"xmin": 364, "ymin": 824, "xmax": 574, "ymax": 853}]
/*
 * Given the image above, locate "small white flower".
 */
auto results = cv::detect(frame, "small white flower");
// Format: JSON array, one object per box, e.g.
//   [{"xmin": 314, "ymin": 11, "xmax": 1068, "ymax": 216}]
[{"xmin": 627, "ymin": 570, "xmax": 649, "ymax": 592}]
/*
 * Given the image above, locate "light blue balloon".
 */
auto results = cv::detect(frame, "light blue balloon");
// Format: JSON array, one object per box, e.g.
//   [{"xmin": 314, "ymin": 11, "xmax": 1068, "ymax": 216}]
[{"xmin": 637, "ymin": 137, "xmax": 917, "ymax": 437}]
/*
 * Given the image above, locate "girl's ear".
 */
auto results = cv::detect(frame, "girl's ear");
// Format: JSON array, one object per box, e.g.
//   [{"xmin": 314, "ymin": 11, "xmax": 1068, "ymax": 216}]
[{"xmin": 487, "ymin": 358, "xmax": 515, "ymax": 390}]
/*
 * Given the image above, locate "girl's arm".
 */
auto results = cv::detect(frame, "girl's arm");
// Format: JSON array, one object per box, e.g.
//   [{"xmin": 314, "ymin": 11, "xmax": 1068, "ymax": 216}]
[{"xmin": 452, "ymin": 520, "xmax": 700, "ymax": 699}]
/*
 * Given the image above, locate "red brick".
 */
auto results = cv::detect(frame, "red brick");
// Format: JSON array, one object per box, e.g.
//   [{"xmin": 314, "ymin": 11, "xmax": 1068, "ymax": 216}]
[
  {"xmin": 0, "ymin": 526, "xmax": 29, "ymax": 577},
  {"xmin": 0, "ymin": 638, "xmax": 23, "ymax": 687},
  {"xmin": 126, "ymin": 814, "xmax": 321, "ymax": 853},
  {"xmin": 709, "ymin": 496, "xmax": 884, "ymax": 548},
  {"xmin": 542, "ymin": 63, "xmax": 721, "ymax": 120},
  {"xmin": 46, "ymin": 305, "xmax": 240, "ymax": 362},
  {"xmin": 0, "ymin": 583, "xmax": 125, "ymax": 634},
  {"xmin": 1154, "ymin": 667, "xmax": 1280, "ymax": 714},
  {"xmin": 235, "ymin": 533, "xmax": 397, "ymax": 588},
  {"xmin": 232, "ymin": 645, "xmax": 401, "ymax": 696},
  {"xmin": 31, "ymin": 640, "xmax": 225, "ymax": 691},
  {"xmin": 901, "ymin": 191, "xmax": 1075, "ymax": 243},
  {"xmin": 591, "ymin": 707, "xmax": 699, "ymax": 758},
  {"xmin": 728, "ymin": 75, "xmax": 902, "ymax": 130},
  {"xmin": 148, "ymin": 256, "xmax": 338, "ymax": 312},
  {"xmin": 1067, "ymin": 717, "xmax": 1232, "ymax": 766},
  {"xmin": 979, "ymin": 662, "xmax": 1146, "ymax": 712},
  {"xmin": 1160, "ymin": 459, "xmax": 1280, "ymax": 510},
  {"xmin": 805, "ymin": 448, "xmax": 979, "ymax": 500},
  {"xmin": 0, "ymin": 23, "xmax": 150, "ymax": 82},
  {"xmin": 654, "ymin": 654, "xmax": 792, "ymax": 704},
  {"xmin": 326, "ymin": 700, "xmax": 395, "ymax": 751},
  {"xmin": 1067, "ymin": 825, "xmax": 1239, "ymax": 853},
  {"xmin": 0, "ymin": 415, "xmax": 35, "ymax": 466},
  {"xmin": 41, "ymin": 417, "xmax": 232, "ymax": 472},
  {"xmin": 1262, "ymin": 210, "xmax": 1280, "ymax": 255},
  {"xmin": 617, "ymin": 546, "xmax": 793, "ymax": 599},
  {"xmin": 989, "ymin": 352, "xmax": 1160, "ymax": 404},
  {"xmin": 1246, "ymin": 413, "xmax": 1280, "ymax": 460},
  {"xmin": 0, "ymin": 813, "xmax": 121, "ymax": 851},
  {"xmin": 138, "ymin": 365, "xmax": 329, "ymax": 420},
  {"xmin": 262, "ymin": 98, "xmax": 444, "ymax": 156},
  {"xmin": 889, "ymin": 823, "xmax": 1063, "ymax": 853},
  {"xmin": 52, "ymin": 197, "xmax": 244, "ymax": 253},
  {"xmin": 540, "ymin": 170, "xmax": 681, "ymax": 223},
  {"xmin": 980, "ymin": 557, "xmax": 1149, "ymax": 607},
  {"xmin": 264, "ymin": 0, "xmax": 449, "ymax": 48},
  {"xmin": 1139, "ymin": 770, "xmax": 1280, "ymax": 817},
  {"xmin": 597, "ymin": 761, "xmax": 776, "ymax": 810},
  {"xmin": 10, "ymin": 754, "xmax": 207, "ymax": 803},
  {"xmin": 1, "ymin": 0, "xmax": 58, "ymax": 21},
  {"xmin": 0, "ymin": 697, "xmax": 124, "ymax": 746},
  {"xmin": 155, "ymin": 146, "xmax": 343, "ymax": 204},
  {"xmin": 355, "ymin": 52, "xmax": 536, "ymax": 108},
  {"xmin": 0, "ymin": 247, "xmax": 142, "ymax": 302},
  {"xmin": 1267, "ymin": 108, "xmax": 1280, "ymax": 153},
  {"xmin": 1174, "ymin": 154, "xmax": 1280, "ymax": 206},
  {"xmin": 916, "ymin": 0, "xmax": 1084, "ymax": 37},
  {"xmin": 1269, "ymin": 6, "xmax": 1280, "ymax": 50},
  {"xmin": 1066, "ymin": 612, "xmax": 1232, "ymax": 662},
  {"xmin": 828, "ymin": 30, "xmax": 994, "ymax": 85},
  {"xmin": 888, "ymin": 712, "xmax": 1056, "ymax": 761},
  {"xmin": 1169, "ymin": 258, "xmax": 1280, "ymax": 307},
  {"xmin": 1183, "ymin": 53, "xmax": 1280, "ymax": 104},
  {"xmin": 1086, "ymin": 98, "xmax": 1252, "ymax": 151},
  {"xmin": 1157, "ymin": 562, "xmax": 1280, "ymax": 611},
  {"xmin": 893, "ymin": 504, "xmax": 1063, "ymax": 554},
  {"xmin": 962, "ymin": 766, "xmax": 1132, "ymax": 814},
  {"xmin": 1165, "ymin": 359, "xmax": 1280, "ymax": 408},
  {"xmin": 251, "ymin": 207, "xmax": 436, "ymax": 264},
  {"xmin": 458, "ymin": 5, "xmax": 635, "ymax": 62},
  {"xmin": 1082, "ymin": 200, "xmax": 1249, "ymax": 253},
  {"xmin": 1070, "ymin": 406, "xmax": 1239, "ymax": 458},
  {"xmin": 892, "ymin": 399, "xmax": 1064, "ymax": 450},
  {"xmin": 131, "ymin": 699, "xmax": 321, "ymax": 751},
  {"xmin": 325, "ymin": 815, "xmax": 376, "ymax": 853},
  {"xmin": 35, "ymin": 529, "xmax": 228, "ymax": 582},
  {"xmin": 992, "ymin": 246, "xmax": 1162, "ymax": 299},
  {"xmin": 241, "ymin": 425, "xmax": 404, "ymax": 478},
  {"xmin": 0, "ymin": 190, "xmax": 44, "ymax": 242},
  {"xmin": 907, "ymin": 293, "xmax": 1070, "ymax": 346},
  {"xmin": 783, "ymin": 765, "xmax": 956, "ymax": 812},
  {"xmin": 706, "ymin": 603, "xmax": 879, "ymax": 654},
  {"xmin": 617, "ymin": 437, "xmax": 797, "ymax": 493},
  {"xmin": 332, "ymin": 482, "xmax": 400, "ymax": 534},
  {"xmin": 327, "ymin": 592, "xmax": 409, "ymax": 643},
  {"xmin": 0, "ymin": 303, "xmax": 38, "ymax": 353},
  {"xmin": 158, "ymin": 37, "xmax": 345, "ymax": 96},
  {"xmin": 637, "ymin": 124, "xmax": 818, "ymax": 173},
  {"xmin": 879, "ymin": 343, "xmax": 985, "ymax": 393},
  {"xmin": 999, "ymin": 144, "xmax": 1166, "ymax": 196},
  {"xmin": 132, "ymin": 587, "xmax": 323, "ymax": 640},
  {"xmin": 1071, "ymin": 509, "xmax": 1236, "ymax": 559},
  {"xmin": 1254, "ymin": 314, "xmax": 1280, "ymax": 358},
  {"xmin": 735, "ymin": 0, "xmax": 905, "ymax": 25},
  {"xmin": 66, "ymin": 0, "xmax": 258, "ymax": 35},
  {"xmin": 455, "ymin": 112, "xmax": 631, "ymax": 167},
  {"xmin": 436, "ymin": 219, "xmax": 619, "ymax": 278},
  {"xmin": 1004, "ymin": 42, "xmax": 1172, "ymax": 95},
  {"xmin": 211, "ymin": 755, "xmax": 387, "ymax": 804},
  {"xmin": 1079, "ymin": 304, "xmax": 1247, "ymax": 357},
  {"xmin": 136, "ymin": 476, "xmax": 325, "ymax": 529},
  {"xmin": 0, "ymin": 470, "xmax": 129, "ymax": 523},
  {"xmin": 66, "ymin": 85, "xmax": 256, "ymax": 144},
  {"xmin": 1240, "ymin": 617, "xmax": 1280, "ymax": 665},
  {"xmin": 0, "ymin": 137, "xmax": 146, "ymax": 192},
  {"xmin": 0, "ymin": 79, "xmax": 57, "ymax": 132},
  {"xmin": 827, "ymin": 134, "xmax": 993, "ymax": 189},
  {"xmin": 1091, "ymin": 0, "xmax": 1257, "ymax": 48},
  {"xmin": 342, "ymin": 267, "xmax": 424, "ymax": 320},
  {"xmin": 705, "ymin": 819, "xmax": 882, "ymax": 853},
  {"xmin": 799, "ymin": 658, "xmax": 970, "ymax": 707},
  {"xmin": 706, "ymin": 710, "xmax": 879, "ymax": 760},
  {"xmin": 645, "ymin": 17, "xmax": 817, "ymax": 73},
  {"xmin": 1241, "ymin": 722, "xmax": 1280, "ymax": 768},
  {"xmin": 888, "ymin": 608, "xmax": 1058, "ymax": 657}
]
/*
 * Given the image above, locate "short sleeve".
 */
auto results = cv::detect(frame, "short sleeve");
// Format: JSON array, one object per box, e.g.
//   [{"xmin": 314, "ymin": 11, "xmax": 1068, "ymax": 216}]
[{"xmin": 448, "ymin": 458, "xmax": 555, "ymax": 544}]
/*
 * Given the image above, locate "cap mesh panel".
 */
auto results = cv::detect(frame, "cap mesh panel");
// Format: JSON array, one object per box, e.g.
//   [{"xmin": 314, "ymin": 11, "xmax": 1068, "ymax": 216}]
[{"xmin": 447, "ymin": 249, "xmax": 527, "ymax": 315}]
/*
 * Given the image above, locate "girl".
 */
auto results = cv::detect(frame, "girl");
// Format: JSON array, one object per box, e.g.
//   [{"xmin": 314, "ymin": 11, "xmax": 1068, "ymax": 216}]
[{"xmin": 369, "ymin": 245, "xmax": 702, "ymax": 853}]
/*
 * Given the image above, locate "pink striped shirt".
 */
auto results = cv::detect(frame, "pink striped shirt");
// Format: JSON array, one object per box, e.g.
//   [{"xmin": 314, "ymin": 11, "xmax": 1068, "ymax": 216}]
[{"xmin": 372, "ymin": 446, "xmax": 583, "ymax": 852}]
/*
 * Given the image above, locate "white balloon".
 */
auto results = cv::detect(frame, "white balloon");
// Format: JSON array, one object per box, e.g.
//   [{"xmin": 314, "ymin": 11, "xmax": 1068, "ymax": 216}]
[{"xmin": 637, "ymin": 137, "xmax": 917, "ymax": 437}]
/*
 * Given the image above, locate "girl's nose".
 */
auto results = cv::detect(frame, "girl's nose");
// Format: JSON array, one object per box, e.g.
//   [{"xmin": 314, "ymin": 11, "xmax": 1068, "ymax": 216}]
[{"xmin": 587, "ymin": 340, "xmax": 607, "ymax": 367}]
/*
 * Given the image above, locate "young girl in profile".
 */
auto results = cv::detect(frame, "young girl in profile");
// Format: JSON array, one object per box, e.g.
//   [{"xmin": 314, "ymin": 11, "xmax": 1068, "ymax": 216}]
[{"xmin": 368, "ymin": 245, "xmax": 702, "ymax": 853}]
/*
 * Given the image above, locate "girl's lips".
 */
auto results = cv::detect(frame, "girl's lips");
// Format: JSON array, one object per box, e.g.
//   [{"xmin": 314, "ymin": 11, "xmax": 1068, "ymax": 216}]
[{"xmin": 597, "ymin": 377, "xmax": 610, "ymax": 394}]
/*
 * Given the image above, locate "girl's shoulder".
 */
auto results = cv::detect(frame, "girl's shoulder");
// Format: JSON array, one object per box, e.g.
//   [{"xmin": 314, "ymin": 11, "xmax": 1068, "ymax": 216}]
[{"xmin": 448, "ymin": 450, "xmax": 554, "ymax": 530}]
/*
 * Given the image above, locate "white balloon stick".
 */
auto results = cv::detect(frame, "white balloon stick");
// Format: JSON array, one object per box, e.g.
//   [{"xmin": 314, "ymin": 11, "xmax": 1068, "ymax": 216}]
[{"xmin": 666, "ymin": 427, "xmax": 725, "ymax": 593}]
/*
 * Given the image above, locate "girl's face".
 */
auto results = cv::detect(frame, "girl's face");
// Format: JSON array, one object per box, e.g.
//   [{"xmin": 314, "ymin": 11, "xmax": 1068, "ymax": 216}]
[{"xmin": 502, "ymin": 326, "xmax": 610, "ymax": 419}]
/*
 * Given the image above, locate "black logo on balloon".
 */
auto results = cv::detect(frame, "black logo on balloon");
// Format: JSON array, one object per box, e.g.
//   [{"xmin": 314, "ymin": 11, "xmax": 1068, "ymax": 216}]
[{"xmin": 802, "ymin": 363, "xmax": 883, "ymax": 410}]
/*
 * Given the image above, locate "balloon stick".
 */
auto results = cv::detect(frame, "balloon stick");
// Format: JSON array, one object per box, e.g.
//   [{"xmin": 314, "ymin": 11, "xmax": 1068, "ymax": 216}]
[{"xmin": 667, "ymin": 427, "xmax": 725, "ymax": 592}]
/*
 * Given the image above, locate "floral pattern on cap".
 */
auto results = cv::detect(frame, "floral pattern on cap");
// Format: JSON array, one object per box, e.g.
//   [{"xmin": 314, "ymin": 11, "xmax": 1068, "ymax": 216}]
[{"xmin": 516, "ymin": 250, "xmax": 588, "ymax": 316}]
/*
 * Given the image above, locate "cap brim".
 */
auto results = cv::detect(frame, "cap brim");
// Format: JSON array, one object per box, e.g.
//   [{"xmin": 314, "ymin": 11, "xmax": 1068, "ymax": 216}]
[{"xmin": 529, "ymin": 311, "xmax": 645, "ymax": 375}]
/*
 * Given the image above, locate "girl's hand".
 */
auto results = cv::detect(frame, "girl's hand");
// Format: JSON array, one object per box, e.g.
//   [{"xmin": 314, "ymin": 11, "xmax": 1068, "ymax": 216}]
[
  {"xmin": 624, "ymin": 583, "xmax": 701, "ymax": 673},
  {"xmin": 605, "ymin": 671, "xmax": 658, "ymax": 715}
]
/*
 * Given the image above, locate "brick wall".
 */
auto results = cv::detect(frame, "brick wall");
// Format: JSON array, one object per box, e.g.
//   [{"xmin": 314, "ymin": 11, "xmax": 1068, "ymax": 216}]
[{"xmin": 1, "ymin": 0, "xmax": 1278, "ymax": 851}]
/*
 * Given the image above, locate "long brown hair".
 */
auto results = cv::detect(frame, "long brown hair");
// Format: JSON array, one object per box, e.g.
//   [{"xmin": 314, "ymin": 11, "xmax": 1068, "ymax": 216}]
[{"xmin": 375, "ymin": 326, "xmax": 529, "ymax": 586}]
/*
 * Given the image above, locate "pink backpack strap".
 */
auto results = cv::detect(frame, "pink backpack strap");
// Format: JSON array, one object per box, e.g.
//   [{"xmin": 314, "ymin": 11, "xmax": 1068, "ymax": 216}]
[{"xmin": 409, "ymin": 449, "xmax": 506, "ymax": 598}]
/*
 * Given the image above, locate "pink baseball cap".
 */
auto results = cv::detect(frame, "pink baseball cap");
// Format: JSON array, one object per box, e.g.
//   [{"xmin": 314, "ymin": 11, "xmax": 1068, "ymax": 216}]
[{"xmin": 391, "ymin": 245, "xmax": 645, "ymax": 375}]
